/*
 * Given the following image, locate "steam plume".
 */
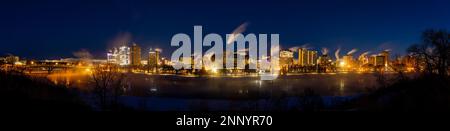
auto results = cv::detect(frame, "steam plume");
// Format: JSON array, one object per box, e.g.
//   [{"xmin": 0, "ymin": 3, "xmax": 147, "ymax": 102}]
[
  {"xmin": 335, "ymin": 48, "xmax": 341, "ymax": 61},
  {"xmin": 108, "ymin": 32, "xmax": 132, "ymax": 48},
  {"xmin": 321, "ymin": 47, "xmax": 329, "ymax": 55},
  {"xmin": 347, "ymin": 48, "xmax": 358, "ymax": 55},
  {"xmin": 226, "ymin": 22, "xmax": 249, "ymax": 44},
  {"xmin": 288, "ymin": 43, "xmax": 310, "ymax": 52},
  {"xmin": 358, "ymin": 51, "xmax": 370, "ymax": 60}
]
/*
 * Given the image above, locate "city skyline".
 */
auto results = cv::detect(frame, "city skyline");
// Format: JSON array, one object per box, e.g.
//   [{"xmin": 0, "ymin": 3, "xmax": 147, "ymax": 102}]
[
  {"xmin": 2, "ymin": 0, "xmax": 450, "ymax": 59},
  {"xmin": 2, "ymin": 0, "xmax": 450, "ymax": 123}
]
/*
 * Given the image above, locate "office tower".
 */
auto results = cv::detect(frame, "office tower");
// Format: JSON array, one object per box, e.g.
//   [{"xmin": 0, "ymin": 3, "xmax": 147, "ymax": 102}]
[
  {"xmin": 148, "ymin": 49, "xmax": 160, "ymax": 71},
  {"xmin": 280, "ymin": 50, "xmax": 294, "ymax": 67},
  {"xmin": 298, "ymin": 48, "xmax": 306, "ymax": 66},
  {"xmin": 107, "ymin": 45, "xmax": 131, "ymax": 66},
  {"xmin": 131, "ymin": 43, "xmax": 141, "ymax": 66},
  {"xmin": 298, "ymin": 48, "xmax": 317, "ymax": 66}
]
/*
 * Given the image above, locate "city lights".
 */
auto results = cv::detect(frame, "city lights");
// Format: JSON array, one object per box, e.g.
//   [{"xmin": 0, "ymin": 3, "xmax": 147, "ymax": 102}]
[
  {"xmin": 340, "ymin": 61, "xmax": 346, "ymax": 67},
  {"xmin": 170, "ymin": 26, "xmax": 280, "ymax": 71},
  {"xmin": 85, "ymin": 68, "xmax": 91, "ymax": 73},
  {"xmin": 1, "ymin": 1, "xmax": 450, "ymax": 126},
  {"xmin": 211, "ymin": 67, "xmax": 218, "ymax": 74},
  {"xmin": 1, "ymin": 43, "xmax": 412, "ymax": 77}
]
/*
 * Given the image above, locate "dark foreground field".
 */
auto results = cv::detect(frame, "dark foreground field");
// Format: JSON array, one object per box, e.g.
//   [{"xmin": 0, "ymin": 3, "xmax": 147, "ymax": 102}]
[{"xmin": 1, "ymin": 70, "xmax": 449, "ymax": 111}]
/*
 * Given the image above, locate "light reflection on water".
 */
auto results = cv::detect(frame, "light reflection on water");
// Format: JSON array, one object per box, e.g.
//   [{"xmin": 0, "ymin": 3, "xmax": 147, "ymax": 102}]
[
  {"xmin": 46, "ymin": 73, "xmax": 380, "ymax": 97},
  {"xmin": 46, "ymin": 73, "xmax": 91, "ymax": 90},
  {"xmin": 339, "ymin": 79, "xmax": 345, "ymax": 96}
]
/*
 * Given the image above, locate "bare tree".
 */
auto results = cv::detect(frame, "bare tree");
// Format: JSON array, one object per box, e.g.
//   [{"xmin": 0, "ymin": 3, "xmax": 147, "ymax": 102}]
[
  {"xmin": 91, "ymin": 64, "xmax": 127, "ymax": 110},
  {"xmin": 408, "ymin": 29, "xmax": 450, "ymax": 77}
]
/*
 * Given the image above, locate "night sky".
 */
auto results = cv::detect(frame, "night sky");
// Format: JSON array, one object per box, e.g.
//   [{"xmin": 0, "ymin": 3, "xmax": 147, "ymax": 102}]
[{"xmin": 1, "ymin": 0, "xmax": 450, "ymax": 59}]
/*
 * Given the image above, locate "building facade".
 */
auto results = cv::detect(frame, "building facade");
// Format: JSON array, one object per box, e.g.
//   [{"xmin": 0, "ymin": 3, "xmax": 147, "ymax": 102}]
[
  {"xmin": 280, "ymin": 50, "xmax": 294, "ymax": 67},
  {"xmin": 298, "ymin": 48, "xmax": 317, "ymax": 66},
  {"xmin": 107, "ymin": 45, "xmax": 132, "ymax": 66},
  {"xmin": 148, "ymin": 49, "xmax": 160, "ymax": 71},
  {"xmin": 130, "ymin": 43, "xmax": 141, "ymax": 66}
]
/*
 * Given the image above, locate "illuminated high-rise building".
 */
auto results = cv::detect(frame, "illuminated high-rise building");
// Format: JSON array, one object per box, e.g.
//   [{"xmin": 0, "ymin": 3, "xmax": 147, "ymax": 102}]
[
  {"xmin": 107, "ymin": 45, "xmax": 131, "ymax": 66},
  {"xmin": 118, "ymin": 46, "xmax": 131, "ymax": 66},
  {"xmin": 367, "ymin": 51, "xmax": 390, "ymax": 67},
  {"xmin": 130, "ymin": 43, "xmax": 141, "ymax": 66},
  {"xmin": 308, "ymin": 50, "xmax": 318, "ymax": 65},
  {"xmin": 380, "ymin": 50, "xmax": 390, "ymax": 67},
  {"xmin": 5, "ymin": 55, "xmax": 19, "ymax": 64},
  {"xmin": 298, "ymin": 48, "xmax": 306, "ymax": 66},
  {"xmin": 148, "ymin": 49, "xmax": 160, "ymax": 71},
  {"xmin": 280, "ymin": 50, "xmax": 294, "ymax": 67},
  {"xmin": 298, "ymin": 48, "xmax": 317, "ymax": 66},
  {"xmin": 107, "ymin": 50, "xmax": 116, "ymax": 64},
  {"xmin": 369, "ymin": 55, "xmax": 376, "ymax": 65},
  {"xmin": 375, "ymin": 56, "xmax": 386, "ymax": 67}
]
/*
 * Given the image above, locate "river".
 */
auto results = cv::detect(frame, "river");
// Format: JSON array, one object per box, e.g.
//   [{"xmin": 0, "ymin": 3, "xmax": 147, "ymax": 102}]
[{"xmin": 45, "ymin": 72, "xmax": 387, "ymax": 98}]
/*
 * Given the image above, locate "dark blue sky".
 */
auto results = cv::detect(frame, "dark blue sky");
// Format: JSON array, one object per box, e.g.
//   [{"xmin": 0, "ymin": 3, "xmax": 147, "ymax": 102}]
[{"xmin": 1, "ymin": 0, "xmax": 450, "ymax": 59}]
